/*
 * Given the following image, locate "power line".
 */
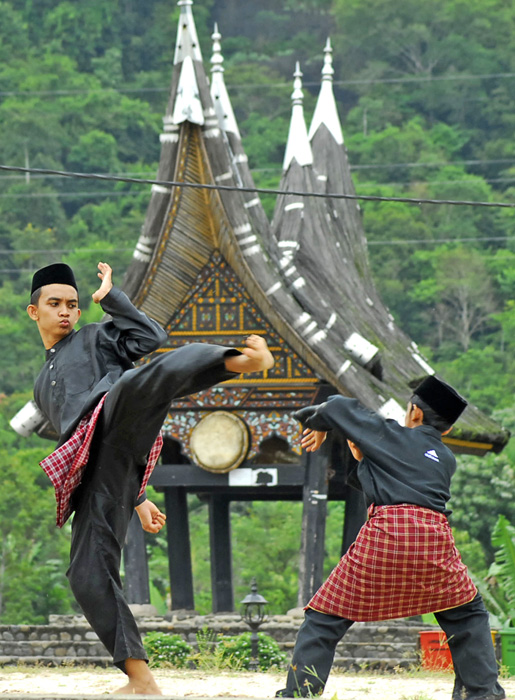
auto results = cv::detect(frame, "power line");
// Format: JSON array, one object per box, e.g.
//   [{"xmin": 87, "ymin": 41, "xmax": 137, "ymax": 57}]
[
  {"xmin": 0, "ymin": 191, "xmax": 142, "ymax": 199},
  {"xmin": 247, "ymin": 158, "xmax": 515, "ymax": 173},
  {"xmin": 2, "ymin": 176, "xmax": 515, "ymax": 200},
  {"xmin": 333, "ymin": 72, "xmax": 515, "ymax": 86},
  {"xmin": 1, "ymin": 71, "xmax": 514, "ymax": 98},
  {"xmin": 1, "ymin": 157, "xmax": 513, "ymax": 183},
  {"xmin": 2, "ymin": 235, "xmax": 515, "ymax": 276},
  {"xmin": 1, "ymin": 164, "xmax": 514, "ymax": 209},
  {"xmin": 367, "ymin": 236, "xmax": 515, "ymax": 246},
  {"xmin": 351, "ymin": 158, "xmax": 515, "ymax": 171},
  {"xmin": 0, "ymin": 248, "xmax": 133, "ymax": 255}
]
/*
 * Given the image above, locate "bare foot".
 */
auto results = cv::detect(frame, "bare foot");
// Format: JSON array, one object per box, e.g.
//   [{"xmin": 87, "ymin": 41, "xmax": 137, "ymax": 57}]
[
  {"xmin": 113, "ymin": 680, "xmax": 162, "ymax": 695},
  {"xmin": 112, "ymin": 659, "xmax": 162, "ymax": 695},
  {"xmin": 225, "ymin": 334, "xmax": 274, "ymax": 374}
]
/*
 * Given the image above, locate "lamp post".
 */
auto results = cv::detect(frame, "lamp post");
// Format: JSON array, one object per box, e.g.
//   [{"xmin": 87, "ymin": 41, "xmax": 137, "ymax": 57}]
[{"xmin": 240, "ymin": 578, "xmax": 268, "ymax": 671}]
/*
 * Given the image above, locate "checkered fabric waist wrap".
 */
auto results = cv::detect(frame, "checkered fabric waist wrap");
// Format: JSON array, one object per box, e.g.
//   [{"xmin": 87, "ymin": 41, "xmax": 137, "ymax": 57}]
[
  {"xmin": 39, "ymin": 395, "xmax": 163, "ymax": 529},
  {"xmin": 308, "ymin": 504, "xmax": 477, "ymax": 621}
]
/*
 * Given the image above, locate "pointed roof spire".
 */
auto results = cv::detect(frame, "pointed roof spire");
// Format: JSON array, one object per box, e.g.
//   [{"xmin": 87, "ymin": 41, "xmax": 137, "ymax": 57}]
[
  {"xmin": 210, "ymin": 23, "xmax": 240, "ymax": 137},
  {"xmin": 308, "ymin": 38, "xmax": 343, "ymax": 145},
  {"xmin": 172, "ymin": 55, "xmax": 204, "ymax": 125},
  {"xmin": 283, "ymin": 62, "xmax": 313, "ymax": 170},
  {"xmin": 174, "ymin": 0, "xmax": 203, "ymax": 65}
]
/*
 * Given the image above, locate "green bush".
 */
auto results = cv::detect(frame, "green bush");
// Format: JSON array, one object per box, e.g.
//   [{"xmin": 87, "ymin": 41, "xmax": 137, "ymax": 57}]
[
  {"xmin": 143, "ymin": 631, "xmax": 193, "ymax": 668},
  {"xmin": 189, "ymin": 627, "xmax": 244, "ymax": 671},
  {"xmin": 217, "ymin": 631, "xmax": 287, "ymax": 671}
]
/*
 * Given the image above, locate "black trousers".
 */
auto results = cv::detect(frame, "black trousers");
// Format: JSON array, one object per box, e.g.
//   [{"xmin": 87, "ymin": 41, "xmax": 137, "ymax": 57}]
[
  {"xmin": 281, "ymin": 595, "xmax": 504, "ymax": 700},
  {"xmin": 66, "ymin": 344, "xmax": 236, "ymax": 672}
]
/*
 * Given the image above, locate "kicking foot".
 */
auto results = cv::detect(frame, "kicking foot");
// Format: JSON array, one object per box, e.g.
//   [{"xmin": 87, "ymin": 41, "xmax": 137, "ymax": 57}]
[{"xmin": 225, "ymin": 334, "xmax": 274, "ymax": 375}]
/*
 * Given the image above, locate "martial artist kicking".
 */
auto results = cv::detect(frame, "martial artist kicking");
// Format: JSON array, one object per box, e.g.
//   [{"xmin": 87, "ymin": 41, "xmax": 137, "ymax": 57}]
[
  {"xmin": 276, "ymin": 376, "xmax": 504, "ymax": 700},
  {"xmin": 27, "ymin": 261, "xmax": 273, "ymax": 695}
]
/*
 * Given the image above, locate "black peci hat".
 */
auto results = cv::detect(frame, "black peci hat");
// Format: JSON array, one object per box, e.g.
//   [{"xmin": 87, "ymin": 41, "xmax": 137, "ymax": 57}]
[
  {"xmin": 413, "ymin": 375, "xmax": 467, "ymax": 424},
  {"xmin": 31, "ymin": 263, "xmax": 78, "ymax": 296}
]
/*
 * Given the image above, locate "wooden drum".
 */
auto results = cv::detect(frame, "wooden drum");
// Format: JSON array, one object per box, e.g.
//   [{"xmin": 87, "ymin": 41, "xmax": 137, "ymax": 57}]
[{"xmin": 190, "ymin": 411, "xmax": 249, "ymax": 473}]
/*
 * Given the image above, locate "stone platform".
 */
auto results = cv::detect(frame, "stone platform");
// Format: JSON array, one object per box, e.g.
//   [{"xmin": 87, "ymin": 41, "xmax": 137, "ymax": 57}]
[{"xmin": 0, "ymin": 611, "xmax": 431, "ymax": 671}]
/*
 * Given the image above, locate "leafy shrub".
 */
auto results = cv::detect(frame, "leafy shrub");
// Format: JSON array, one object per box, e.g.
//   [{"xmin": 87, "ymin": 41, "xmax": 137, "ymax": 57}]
[
  {"xmin": 143, "ymin": 631, "xmax": 193, "ymax": 668},
  {"xmin": 480, "ymin": 515, "xmax": 515, "ymax": 628},
  {"xmin": 217, "ymin": 631, "xmax": 287, "ymax": 671},
  {"xmin": 189, "ymin": 627, "xmax": 245, "ymax": 671},
  {"xmin": 143, "ymin": 628, "xmax": 286, "ymax": 671}
]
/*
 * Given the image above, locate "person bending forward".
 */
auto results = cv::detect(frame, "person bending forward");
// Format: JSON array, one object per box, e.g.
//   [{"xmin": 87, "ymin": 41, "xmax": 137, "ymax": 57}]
[{"xmin": 276, "ymin": 376, "xmax": 504, "ymax": 700}]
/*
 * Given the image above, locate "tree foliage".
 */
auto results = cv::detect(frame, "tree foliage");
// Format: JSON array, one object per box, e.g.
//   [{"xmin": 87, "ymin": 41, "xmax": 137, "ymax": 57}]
[{"xmin": 0, "ymin": 0, "xmax": 514, "ymax": 621}]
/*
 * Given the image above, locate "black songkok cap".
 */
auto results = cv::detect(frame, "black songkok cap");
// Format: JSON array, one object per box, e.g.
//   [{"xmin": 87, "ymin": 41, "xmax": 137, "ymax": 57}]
[
  {"xmin": 31, "ymin": 263, "xmax": 78, "ymax": 296},
  {"xmin": 413, "ymin": 375, "xmax": 467, "ymax": 424}
]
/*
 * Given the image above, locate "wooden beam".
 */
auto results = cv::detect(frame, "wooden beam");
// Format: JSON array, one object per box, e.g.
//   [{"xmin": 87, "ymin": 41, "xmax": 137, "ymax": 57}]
[
  {"xmin": 297, "ymin": 440, "xmax": 330, "ymax": 606},
  {"xmin": 209, "ymin": 496, "xmax": 234, "ymax": 612},
  {"xmin": 164, "ymin": 487, "xmax": 195, "ymax": 610},
  {"xmin": 341, "ymin": 485, "xmax": 367, "ymax": 555},
  {"xmin": 150, "ymin": 463, "xmax": 304, "ymax": 489},
  {"xmin": 123, "ymin": 512, "xmax": 150, "ymax": 605}
]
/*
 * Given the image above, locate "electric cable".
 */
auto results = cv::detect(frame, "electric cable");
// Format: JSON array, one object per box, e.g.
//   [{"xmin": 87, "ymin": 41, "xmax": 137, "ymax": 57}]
[{"xmin": 1, "ymin": 164, "xmax": 514, "ymax": 209}]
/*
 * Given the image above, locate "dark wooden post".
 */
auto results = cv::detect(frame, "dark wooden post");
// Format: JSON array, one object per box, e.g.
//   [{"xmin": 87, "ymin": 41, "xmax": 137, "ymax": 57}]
[
  {"xmin": 297, "ymin": 439, "xmax": 330, "ymax": 606},
  {"xmin": 124, "ymin": 511, "xmax": 151, "ymax": 604},
  {"xmin": 165, "ymin": 486, "xmax": 195, "ymax": 610},
  {"xmin": 341, "ymin": 447, "xmax": 367, "ymax": 554},
  {"xmin": 209, "ymin": 495, "xmax": 234, "ymax": 612},
  {"xmin": 342, "ymin": 486, "xmax": 367, "ymax": 554}
]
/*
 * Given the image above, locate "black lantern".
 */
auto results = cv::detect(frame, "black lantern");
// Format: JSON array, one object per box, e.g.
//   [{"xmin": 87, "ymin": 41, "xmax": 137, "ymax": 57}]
[{"xmin": 240, "ymin": 578, "xmax": 268, "ymax": 671}]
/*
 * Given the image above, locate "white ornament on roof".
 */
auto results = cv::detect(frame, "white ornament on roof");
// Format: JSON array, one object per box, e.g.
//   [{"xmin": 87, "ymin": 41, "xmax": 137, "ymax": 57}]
[
  {"xmin": 283, "ymin": 62, "xmax": 313, "ymax": 170},
  {"xmin": 172, "ymin": 55, "xmax": 204, "ymax": 125},
  {"xmin": 308, "ymin": 38, "xmax": 344, "ymax": 145},
  {"xmin": 174, "ymin": 0, "xmax": 203, "ymax": 64},
  {"xmin": 210, "ymin": 23, "xmax": 241, "ymax": 137}
]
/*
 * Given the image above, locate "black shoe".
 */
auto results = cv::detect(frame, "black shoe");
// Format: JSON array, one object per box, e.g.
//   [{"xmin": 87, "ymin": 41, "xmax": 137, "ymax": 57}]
[
  {"xmin": 275, "ymin": 691, "xmax": 293, "ymax": 698},
  {"xmin": 467, "ymin": 690, "xmax": 506, "ymax": 700}
]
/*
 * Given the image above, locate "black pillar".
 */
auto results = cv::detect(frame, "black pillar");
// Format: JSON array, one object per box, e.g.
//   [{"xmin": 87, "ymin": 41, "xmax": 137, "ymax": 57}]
[
  {"xmin": 297, "ymin": 439, "xmax": 330, "ymax": 607},
  {"xmin": 208, "ymin": 495, "xmax": 234, "ymax": 612},
  {"xmin": 123, "ymin": 511, "xmax": 150, "ymax": 604},
  {"xmin": 341, "ymin": 446, "xmax": 367, "ymax": 554},
  {"xmin": 342, "ymin": 485, "xmax": 367, "ymax": 554},
  {"xmin": 165, "ymin": 487, "xmax": 195, "ymax": 610}
]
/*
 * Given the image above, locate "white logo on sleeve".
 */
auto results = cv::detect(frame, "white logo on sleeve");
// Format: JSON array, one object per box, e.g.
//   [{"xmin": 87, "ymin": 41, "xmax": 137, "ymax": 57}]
[{"xmin": 424, "ymin": 449, "xmax": 440, "ymax": 462}]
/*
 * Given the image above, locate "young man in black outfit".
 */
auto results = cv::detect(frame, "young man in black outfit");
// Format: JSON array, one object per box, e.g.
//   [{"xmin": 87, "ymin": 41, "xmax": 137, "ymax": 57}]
[
  {"xmin": 27, "ymin": 261, "xmax": 274, "ymax": 695},
  {"xmin": 276, "ymin": 377, "xmax": 504, "ymax": 700}
]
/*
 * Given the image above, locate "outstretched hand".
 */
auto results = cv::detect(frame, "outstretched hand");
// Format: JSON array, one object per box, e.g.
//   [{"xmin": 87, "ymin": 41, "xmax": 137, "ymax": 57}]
[
  {"xmin": 91, "ymin": 261, "xmax": 113, "ymax": 304},
  {"xmin": 135, "ymin": 499, "xmax": 167, "ymax": 534},
  {"xmin": 300, "ymin": 428, "xmax": 327, "ymax": 452}
]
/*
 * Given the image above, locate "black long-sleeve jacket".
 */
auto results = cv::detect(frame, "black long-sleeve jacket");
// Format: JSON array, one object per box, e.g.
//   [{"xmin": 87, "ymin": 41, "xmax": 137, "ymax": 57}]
[
  {"xmin": 34, "ymin": 286, "xmax": 167, "ymax": 446},
  {"xmin": 295, "ymin": 396, "xmax": 456, "ymax": 515}
]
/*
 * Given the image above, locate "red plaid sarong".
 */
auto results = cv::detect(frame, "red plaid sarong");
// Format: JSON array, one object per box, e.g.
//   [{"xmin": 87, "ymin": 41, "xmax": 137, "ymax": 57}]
[
  {"xmin": 308, "ymin": 504, "xmax": 477, "ymax": 621},
  {"xmin": 39, "ymin": 395, "xmax": 163, "ymax": 528}
]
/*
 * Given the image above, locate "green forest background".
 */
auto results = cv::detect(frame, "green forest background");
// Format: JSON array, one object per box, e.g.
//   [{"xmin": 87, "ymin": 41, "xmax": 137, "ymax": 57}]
[{"xmin": 2, "ymin": 0, "xmax": 515, "ymax": 622}]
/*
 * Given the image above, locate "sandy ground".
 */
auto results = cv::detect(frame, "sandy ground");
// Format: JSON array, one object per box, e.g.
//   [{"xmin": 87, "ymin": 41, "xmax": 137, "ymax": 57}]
[{"xmin": 0, "ymin": 667, "xmax": 515, "ymax": 699}]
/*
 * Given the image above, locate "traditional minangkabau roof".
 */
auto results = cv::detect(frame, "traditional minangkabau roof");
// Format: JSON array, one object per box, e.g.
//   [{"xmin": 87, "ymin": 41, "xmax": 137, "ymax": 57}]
[{"xmin": 122, "ymin": 0, "xmax": 509, "ymax": 456}]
